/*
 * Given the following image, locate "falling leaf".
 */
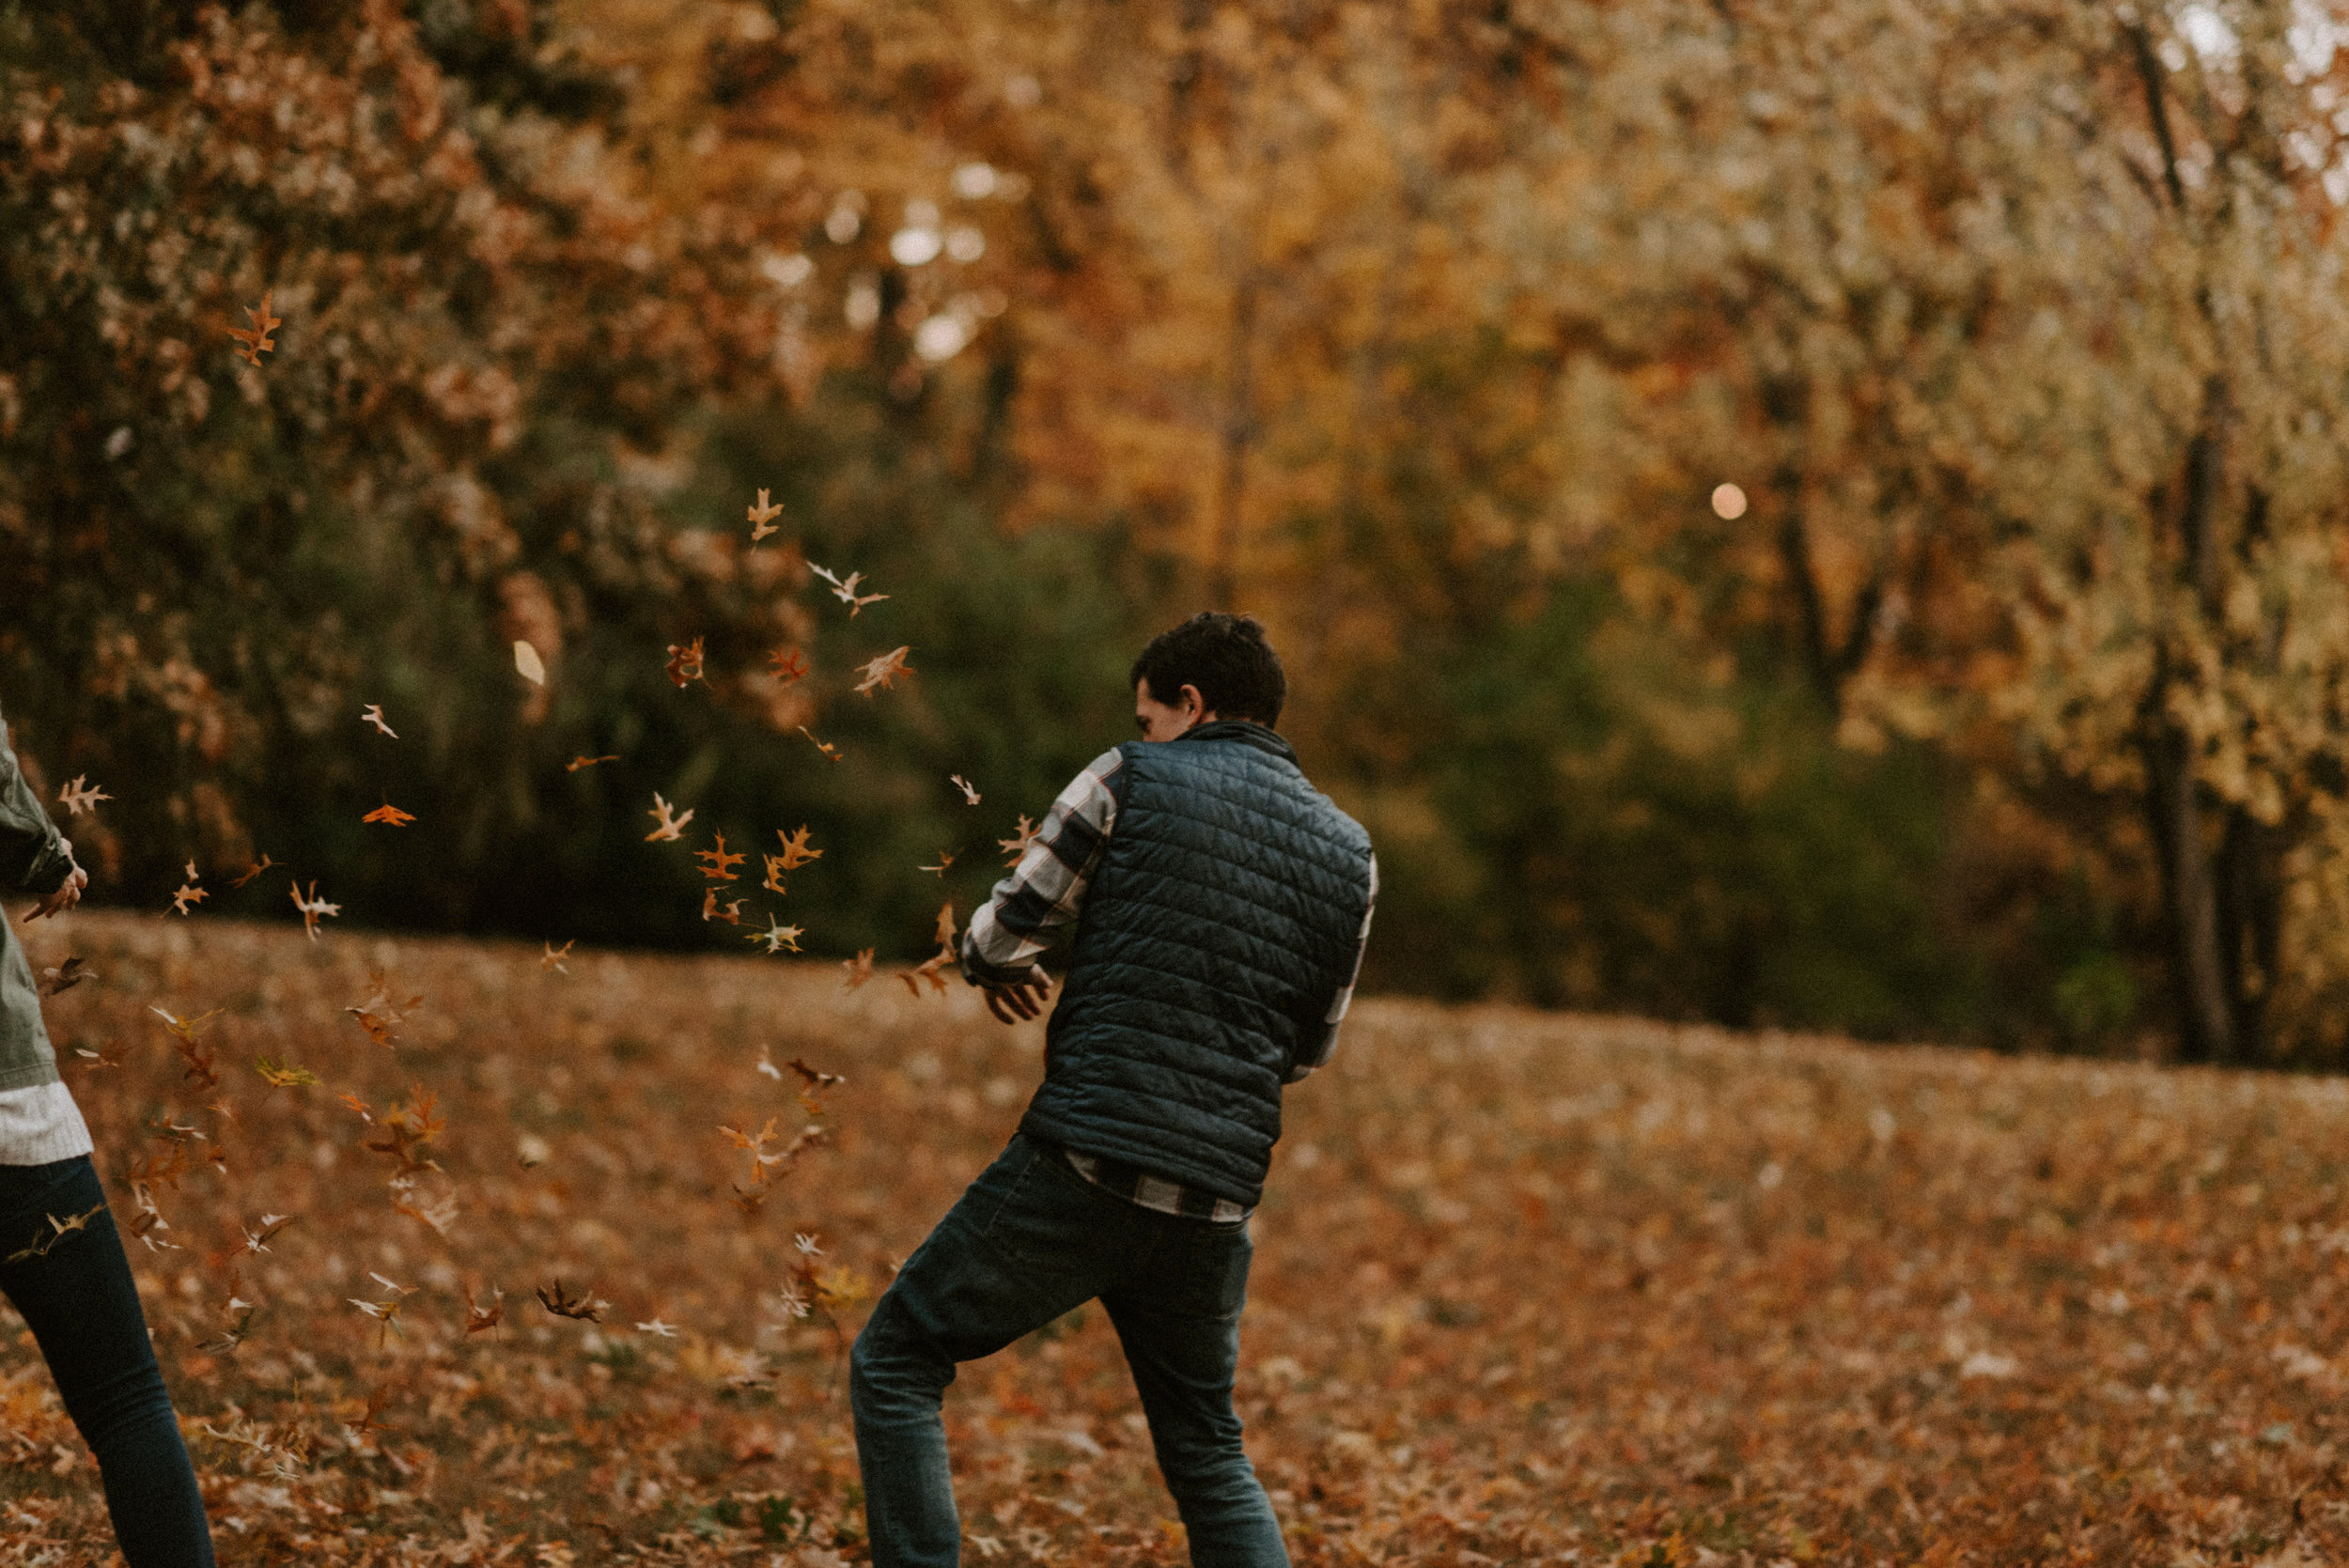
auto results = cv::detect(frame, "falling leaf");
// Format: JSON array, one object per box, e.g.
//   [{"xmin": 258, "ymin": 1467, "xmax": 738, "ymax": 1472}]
[
  {"xmin": 797, "ymin": 725, "xmax": 843, "ymax": 762},
  {"xmin": 349, "ymin": 1274, "xmax": 412, "ymax": 1346},
  {"xmin": 788, "ymin": 1058, "xmax": 846, "ymax": 1093},
  {"xmin": 228, "ymin": 853, "xmax": 275, "ymax": 889},
  {"xmin": 900, "ymin": 953, "xmax": 953, "ymax": 997},
  {"xmin": 536, "ymin": 1280, "xmax": 605, "ymax": 1322},
  {"xmin": 344, "ymin": 971, "xmax": 421, "ymax": 1050},
  {"xmin": 750, "ymin": 916, "xmax": 803, "ymax": 955},
  {"xmin": 775, "ymin": 825, "xmax": 823, "ymax": 869},
  {"xmin": 55, "ymin": 775, "xmax": 111, "ymax": 815},
  {"xmin": 999, "ymin": 815, "xmax": 1042, "ymax": 864},
  {"xmin": 361, "ymin": 705, "xmax": 398, "ymax": 738},
  {"xmin": 636, "ymin": 1317, "xmax": 681, "ymax": 1337},
  {"xmin": 3, "ymin": 1203, "xmax": 106, "ymax": 1265},
  {"xmin": 72, "ymin": 1040, "xmax": 128, "ymax": 1069},
  {"xmin": 841, "ymin": 948, "xmax": 876, "ymax": 991},
  {"xmin": 951, "ymin": 774, "xmax": 981, "ymax": 805},
  {"xmin": 807, "ymin": 562, "xmax": 890, "ymax": 615},
  {"xmin": 542, "ymin": 939, "xmax": 573, "ymax": 973},
  {"xmin": 362, "ymin": 801, "xmax": 417, "ymax": 826},
  {"xmin": 149, "ymin": 1005, "xmax": 223, "ymax": 1045},
  {"xmin": 853, "ymin": 645, "xmax": 913, "ymax": 695},
  {"xmin": 769, "ymin": 646, "xmax": 808, "ymax": 684},
  {"xmin": 225, "ymin": 290, "xmax": 281, "ymax": 365},
  {"xmin": 760, "ymin": 854, "xmax": 789, "ymax": 894},
  {"xmin": 289, "ymin": 880, "xmax": 340, "ymax": 941},
  {"xmin": 255, "ymin": 1056, "xmax": 320, "ymax": 1088},
  {"xmin": 465, "ymin": 1287, "xmax": 506, "ymax": 1337},
  {"xmin": 645, "ymin": 792, "xmax": 696, "ymax": 842},
  {"xmin": 513, "ymin": 640, "xmax": 546, "ymax": 685},
  {"xmin": 747, "ymin": 487, "xmax": 786, "ymax": 544},
  {"xmin": 702, "ymin": 890, "xmax": 746, "ymax": 924},
  {"xmin": 756, "ymin": 1049, "xmax": 784, "ymax": 1081},
  {"xmin": 172, "ymin": 882, "xmax": 207, "ymax": 916},
  {"xmin": 566, "ymin": 753, "xmax": 618, "ymax": 771},
  {"xmin": 665, "ymin": 636, "xmax": 706, "ymax": 689},
  {"xmin": 696, "ymin": 831, "xmax": 746, "ymax": 881},
  {"xmin": 242, "ymin": 1214, "xmax": 295, "ymax": 1252},
  {"xmin": 38, "ymin": 957, "xmax": 90, "ymax": 999},
  {"xmin": 918, "ymin": 850, "xmax": 957, "ymax": 876}
]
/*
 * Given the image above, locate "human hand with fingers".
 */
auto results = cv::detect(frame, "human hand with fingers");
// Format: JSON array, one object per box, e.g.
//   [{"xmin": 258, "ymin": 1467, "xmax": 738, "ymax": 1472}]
[
  {"xmin": 26, "ymin": 838, "xmax": 86, "ymax": 922},
  {"xmin": 981, "ymin": 964, "xmax": 1051, "ymax": 1026}
]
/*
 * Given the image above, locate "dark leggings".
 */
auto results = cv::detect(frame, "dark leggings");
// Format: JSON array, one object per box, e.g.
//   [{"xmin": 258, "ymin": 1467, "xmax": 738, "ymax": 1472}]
[{"xmin": 0, "ymin": 1155, "xmax": 214, "ymax": 1567}]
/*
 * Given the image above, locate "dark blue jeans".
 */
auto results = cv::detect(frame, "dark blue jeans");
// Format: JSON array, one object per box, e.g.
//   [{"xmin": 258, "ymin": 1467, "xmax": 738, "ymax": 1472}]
[
  {"xmin": 850, "ymin": 1132, "xmax": 1287, "ymax": 1567},
  {"xmin": 0, "ymin": 1156, "xmax": 214, "ymax": 1568}
]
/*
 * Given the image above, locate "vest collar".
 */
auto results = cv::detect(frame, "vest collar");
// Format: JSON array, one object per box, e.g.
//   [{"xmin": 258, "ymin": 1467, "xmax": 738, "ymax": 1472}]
[{"xmin": 1172, "ymin": 719, "xmax": 1297, "ymax": 763}]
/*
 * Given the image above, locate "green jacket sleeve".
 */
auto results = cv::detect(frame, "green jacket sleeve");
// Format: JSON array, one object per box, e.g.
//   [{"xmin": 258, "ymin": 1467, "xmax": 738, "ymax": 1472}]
[{"xmin": 0, "ymin": 705, "xmax": 72, "ymax": 899}]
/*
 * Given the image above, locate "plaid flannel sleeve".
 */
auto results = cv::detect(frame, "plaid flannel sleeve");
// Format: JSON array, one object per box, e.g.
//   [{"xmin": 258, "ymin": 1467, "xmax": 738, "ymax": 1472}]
[
  {"xmin": 1284, "ymin": 852, "xmax": 1377, "ymax": 1082},
  {"xmin": 961, "ymin": 749, "xmax": 1127, "ymax": 986},
  {"xmin": 0, "ymin": 708, "xmax": 70, "ymax": 899}
]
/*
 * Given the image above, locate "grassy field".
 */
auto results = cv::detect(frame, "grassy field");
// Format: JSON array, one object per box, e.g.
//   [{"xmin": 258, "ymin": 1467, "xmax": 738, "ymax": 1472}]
[{"xmin": 1, "ymin": 910, "xmax": 2345, "ymax": 1566}]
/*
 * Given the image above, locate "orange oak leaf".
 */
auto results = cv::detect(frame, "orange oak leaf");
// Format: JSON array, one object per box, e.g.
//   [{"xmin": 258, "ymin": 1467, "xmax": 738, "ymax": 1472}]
[
  {"xmin": 761, "ymin": 854, "xmax": 789, "ymax": 894},
  {"xmin": 172, "ymin": 881, "xmax": 208, "ymax": 916},
  {"xmin": 228, "ymin": 853, "xmax": 274, "ymax": 889},
  {"xmin": 747, "ymin": 488, "xmax": 786, "ymax": 544},
  {"xmin": 566, "ymin": 753, "xmax": 618, "ymax": 771},
  {"xmin": 696, "ymin": 831, "xmax": 746, "ymax": 881},
  {"xmin": 702, "ymin": 890, "xmax": 746, "ymax": 924},
  {"xmin": 999, "ymin": 815, "xmax": 1042, "ymax": 864},
  {"xmin": 541, "ymin": 939, "xmax": 573, "ymax": 973},
  {"xmin": 775, "ymin": 825, "xmax": 823, "ymax": 869},
  {"xmin": 225, "ymin": 290, "xmax": 281, "ymax": 365},
  {"xmin": 769, "ymin": 646, "xmax": 808, "ymax": 684},
  {"xmin": 797, "ymin": 725, "xmax": 843, "ymax": 762},
  {"xmin": 362, "ymin": 801, "xmax": 417, "ymax": 826},
  {"xmin": 841, "ymin": 948, "xmax": 876, "ymax": 991}
]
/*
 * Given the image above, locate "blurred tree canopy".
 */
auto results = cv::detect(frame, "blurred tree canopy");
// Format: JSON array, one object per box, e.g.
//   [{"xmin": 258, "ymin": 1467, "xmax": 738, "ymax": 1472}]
[{"xmin": 5, "ymin": 0, "xmax": 2348, "ymax": 1065}]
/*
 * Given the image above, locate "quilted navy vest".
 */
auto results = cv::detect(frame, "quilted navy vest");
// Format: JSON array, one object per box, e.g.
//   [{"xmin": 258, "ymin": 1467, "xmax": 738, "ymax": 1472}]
[{"xmin": 1017, "ymin": 721, "xmax": 1374, "ymax": 1206}]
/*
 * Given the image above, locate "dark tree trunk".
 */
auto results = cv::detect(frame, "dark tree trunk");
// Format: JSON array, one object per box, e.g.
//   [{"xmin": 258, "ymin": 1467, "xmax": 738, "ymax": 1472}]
[{"xmin": 2140, "ymin": 711, "xmax": 2238, "ymax": 1063}]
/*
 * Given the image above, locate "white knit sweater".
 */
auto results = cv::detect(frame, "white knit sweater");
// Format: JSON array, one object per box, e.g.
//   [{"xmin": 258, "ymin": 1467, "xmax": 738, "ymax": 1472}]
[{"xmin": 0, "ymin": 1079, "xmax": 94, "ymax": 1165}]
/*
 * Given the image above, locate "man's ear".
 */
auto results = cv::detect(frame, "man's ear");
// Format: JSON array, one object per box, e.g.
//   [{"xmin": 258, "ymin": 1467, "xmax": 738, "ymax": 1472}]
[{"xmin": 1181, "ymin": 683, "xmax": 1209, "ymax": 720}]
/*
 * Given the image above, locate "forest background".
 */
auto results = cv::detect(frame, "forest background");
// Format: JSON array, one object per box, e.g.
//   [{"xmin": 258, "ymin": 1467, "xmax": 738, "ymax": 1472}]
[{"xmin": 6, "ymin": 0, "xmax": 2349, "ymax": 1068}]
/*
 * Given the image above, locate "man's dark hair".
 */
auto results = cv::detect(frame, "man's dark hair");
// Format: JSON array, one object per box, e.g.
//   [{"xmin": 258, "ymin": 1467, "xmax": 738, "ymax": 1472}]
[{"xmin": 1129, "ymin": 613, "xmax": 1286, "ymax": 727}]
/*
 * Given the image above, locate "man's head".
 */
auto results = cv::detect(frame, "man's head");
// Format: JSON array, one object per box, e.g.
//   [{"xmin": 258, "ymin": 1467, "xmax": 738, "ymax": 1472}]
[{"xmin": 1129, "ymin": 613, "xmax": 1285, "ymax": 741}]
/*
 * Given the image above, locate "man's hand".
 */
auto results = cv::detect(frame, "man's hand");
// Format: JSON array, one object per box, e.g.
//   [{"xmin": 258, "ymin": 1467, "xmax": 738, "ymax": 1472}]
[
  {"xmin": 27, "ymin": 839, "xmax": 86, "ymax": 922},
  {"xmin": 981, "ymin": 965, "xmax": 1052, "ymax": 1026}
]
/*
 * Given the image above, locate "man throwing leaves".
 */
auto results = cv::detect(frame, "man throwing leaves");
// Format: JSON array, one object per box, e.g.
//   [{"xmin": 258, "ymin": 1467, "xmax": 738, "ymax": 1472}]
[{"xmin": 850, "ymin": 613, "xmax": 1377, "ymax": 1567}]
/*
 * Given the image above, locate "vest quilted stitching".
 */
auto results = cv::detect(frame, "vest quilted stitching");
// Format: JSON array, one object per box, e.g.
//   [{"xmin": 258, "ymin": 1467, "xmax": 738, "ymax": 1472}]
[{"xmin": 1016, "ymin": 723, "xmax": 1373, "ymax": 1205}]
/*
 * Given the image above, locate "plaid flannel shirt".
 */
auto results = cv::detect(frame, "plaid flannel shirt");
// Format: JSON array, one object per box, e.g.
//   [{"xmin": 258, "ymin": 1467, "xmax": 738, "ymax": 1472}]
[{"xmin": 963, "ymin": 746, "xmax": 1377, "ymax": 1222}]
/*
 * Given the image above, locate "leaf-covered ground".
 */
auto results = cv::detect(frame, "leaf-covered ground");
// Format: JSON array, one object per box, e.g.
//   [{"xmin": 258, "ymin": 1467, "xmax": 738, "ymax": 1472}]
[{"xmin": 3, "ymin": 911, "xmax": 2345, "ymax": 1566}]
